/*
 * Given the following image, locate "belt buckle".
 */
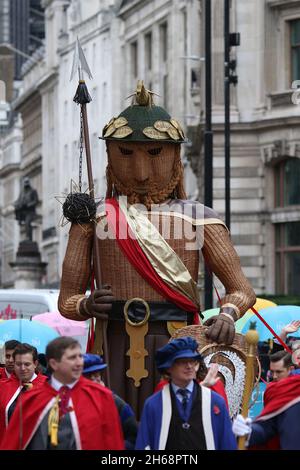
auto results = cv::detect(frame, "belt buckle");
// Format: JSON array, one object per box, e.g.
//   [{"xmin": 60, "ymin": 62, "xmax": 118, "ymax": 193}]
[
  {"xmin": 124, "ymin": 297, "xmax": 150, "ymax": 326},
  {"xmin": 124, "ymin": 298, "xmax": 150, "ymax": 387}
]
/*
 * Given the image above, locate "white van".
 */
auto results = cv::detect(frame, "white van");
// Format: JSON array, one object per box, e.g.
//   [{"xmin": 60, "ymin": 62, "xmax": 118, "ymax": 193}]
[
  {"xmin": 0, "ymin": 289, "xmax": 89, "ymax": 350},
  {"xmin": 0, "ymin": 289, "xmax": 59, "ymax": 320}
]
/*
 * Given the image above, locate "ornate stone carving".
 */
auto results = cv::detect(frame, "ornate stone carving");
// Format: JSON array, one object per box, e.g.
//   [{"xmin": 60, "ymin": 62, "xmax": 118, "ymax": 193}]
[{"xmin": 261, "ymin": 139, "xmax": 300, "ymax": 166}]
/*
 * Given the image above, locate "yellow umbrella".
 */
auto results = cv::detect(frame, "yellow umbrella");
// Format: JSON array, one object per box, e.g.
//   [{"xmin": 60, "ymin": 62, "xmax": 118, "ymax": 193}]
[
  {"xmin": 236, "ymin": 298, "xmax": 277, "ymax": 332},
  {"xmin": 251, "ymin": 298, "xmax": 277, "ymax": 312}
]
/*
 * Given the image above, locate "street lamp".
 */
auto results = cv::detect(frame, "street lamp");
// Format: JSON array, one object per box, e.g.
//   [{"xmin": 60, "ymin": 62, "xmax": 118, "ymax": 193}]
[
  {"xmin": 204, "ymin": 0, "xmax": 213, "ymax": 309},
  {"xmin": 224, "ymin": 1, "xmax": 240, "ymax": 231}
]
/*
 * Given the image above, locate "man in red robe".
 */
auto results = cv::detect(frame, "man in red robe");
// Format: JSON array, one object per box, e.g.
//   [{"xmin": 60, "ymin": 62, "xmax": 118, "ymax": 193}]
[
  {"xmin": 0, "ymin": 336, "xmax": 124, "ymax": 450},
  {"xmin": 0, "ymin": 343, "xmax": 46, "ymax": 440},
  {"xmin": 0, "ymin": 340, "xmax": 21, "ymax": 380},
  {"xmin": 232, "ymin": 374, "xmax": 300, "ymax": 449}
]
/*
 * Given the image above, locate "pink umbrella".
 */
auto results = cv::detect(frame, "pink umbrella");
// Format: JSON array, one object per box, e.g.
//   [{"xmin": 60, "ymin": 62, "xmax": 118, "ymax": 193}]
[{"xmin": 32, "ymin": 311, "xmax": 87, "ymax": 337}]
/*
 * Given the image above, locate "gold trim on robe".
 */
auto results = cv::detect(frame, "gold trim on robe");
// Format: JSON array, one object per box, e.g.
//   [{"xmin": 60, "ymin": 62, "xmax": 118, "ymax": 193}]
[{"xmin": 118, "ymin": 197, "xmax": 200, "ymax": 310}]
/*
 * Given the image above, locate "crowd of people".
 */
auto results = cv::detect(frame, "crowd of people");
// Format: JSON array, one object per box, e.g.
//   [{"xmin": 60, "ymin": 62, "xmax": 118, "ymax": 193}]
[{"xmin": 0, "ymin": 327, "xmax": 299, "ymax": 451}]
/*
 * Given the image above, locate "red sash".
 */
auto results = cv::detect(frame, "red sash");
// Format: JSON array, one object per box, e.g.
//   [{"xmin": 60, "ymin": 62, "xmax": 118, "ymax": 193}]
[
  {"xmin": 105, "ymin": 198, "xmax": 199, "ymax": 324},
  {"xmin": 258, "ymin": 374, "xmax": 300, "ymax": 419},
  {"xmin": 250, "ymin": 375, "xmax": 300, "ymax": 450}
]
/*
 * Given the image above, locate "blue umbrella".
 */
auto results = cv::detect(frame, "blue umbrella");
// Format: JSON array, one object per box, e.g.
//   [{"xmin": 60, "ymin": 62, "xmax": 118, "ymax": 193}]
[
  {"xmin": 0, "ymin": 319, "xmax": 59, "ymax": 353},
  {"xmin": 241, "ymin": 305, "xmax": 300, "ymax": 341}
]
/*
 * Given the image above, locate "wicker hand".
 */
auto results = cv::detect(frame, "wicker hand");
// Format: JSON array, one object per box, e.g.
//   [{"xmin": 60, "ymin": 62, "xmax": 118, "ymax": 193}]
[
  {"xmin": 204, "ymin": 313, "xmax": 236, "ymax": 344},
  {"xmin": 79, "ymin": 286, "xmax": 115, "ymax": 320}
]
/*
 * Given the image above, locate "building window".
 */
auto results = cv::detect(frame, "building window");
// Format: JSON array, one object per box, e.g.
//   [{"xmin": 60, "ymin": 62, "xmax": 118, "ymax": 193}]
[
  {"xmin": 160, "ymin": 22, "xmax": 168, "ymax": 62},
  {"xmin": 275, "ymin": 222, "xmax": 300, "ymax": 295},
  {"xmin": 191, "ymin": 68, "xmax": 200, "ymax": 89},
  {"xmin": 291, "ymin": 19, "xmax": 300, "ymax": 82},
  {"xmin": 130, "ymin": 41, "xmax": 138, "ymax": 79},
  {"xmin": 159, "ymin": 22, "xmax": 168, "ymax": 108},
  {"xmin": 275, "ymin": 158, "xmax": 300, "ymax": 207},
  {"xmin": 144, "ymin": 32, "xmax": 152, "ymax": 71}
]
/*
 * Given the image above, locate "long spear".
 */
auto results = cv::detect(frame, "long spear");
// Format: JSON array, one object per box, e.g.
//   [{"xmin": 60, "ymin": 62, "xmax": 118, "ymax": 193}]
[
  {"xmin": 70, "ymin": 38, "xmax": 110, "ymax": 387},
  {"xmin": 238, "ymin": 322, "xmax": 259, "ymax": 450}
]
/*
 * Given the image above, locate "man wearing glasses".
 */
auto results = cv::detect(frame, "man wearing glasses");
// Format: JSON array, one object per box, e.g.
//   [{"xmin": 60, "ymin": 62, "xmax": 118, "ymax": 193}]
[{"xmin": 136, "ymin": 337, "xmax": 236, "ymax": 450}]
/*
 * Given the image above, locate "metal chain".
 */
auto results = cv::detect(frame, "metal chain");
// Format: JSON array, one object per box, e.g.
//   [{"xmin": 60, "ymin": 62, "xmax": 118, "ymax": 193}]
[{"xmin": 79, "ymin": 109, "xmax": 84, "ymax": 192}]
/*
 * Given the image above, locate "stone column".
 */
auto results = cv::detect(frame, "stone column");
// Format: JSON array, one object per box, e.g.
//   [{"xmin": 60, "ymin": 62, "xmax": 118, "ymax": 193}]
[{"xmin": 10, "ymin": 240, "xmax": 47, "ymax": 289}]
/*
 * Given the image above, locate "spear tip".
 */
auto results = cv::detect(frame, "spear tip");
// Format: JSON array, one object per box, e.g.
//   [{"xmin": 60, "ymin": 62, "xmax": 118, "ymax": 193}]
[{"xmin": 70, "ymin": 37, "xmax": 93, "ymax": 82}]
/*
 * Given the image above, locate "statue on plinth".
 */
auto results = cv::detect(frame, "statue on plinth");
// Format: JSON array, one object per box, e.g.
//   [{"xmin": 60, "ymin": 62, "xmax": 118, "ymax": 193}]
[{"xmin": 14, "ymin": 177, "xmax": 38, "ymax": 241}]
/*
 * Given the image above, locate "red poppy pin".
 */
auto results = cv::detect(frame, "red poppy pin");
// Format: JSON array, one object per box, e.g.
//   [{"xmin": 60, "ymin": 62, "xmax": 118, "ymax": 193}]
[{"xmin": 213, "ymin": 405, "xmax": 220, "ymax": 415}]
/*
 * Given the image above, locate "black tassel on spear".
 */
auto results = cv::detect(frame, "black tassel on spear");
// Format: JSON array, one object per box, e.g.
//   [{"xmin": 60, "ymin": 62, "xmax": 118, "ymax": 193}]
[{"xmin": 73, "ymin": 79, "xmax": 92, "ymax": 105}]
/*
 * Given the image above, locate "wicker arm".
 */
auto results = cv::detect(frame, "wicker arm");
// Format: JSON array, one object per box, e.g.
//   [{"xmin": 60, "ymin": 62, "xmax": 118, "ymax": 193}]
[
  {"xmin": 202, "ymin": 223, "xmax": 256, "ymax": 320},
  {"xmin": 58, "ymin": 223, "xmax": 94, "ymax": 321}
]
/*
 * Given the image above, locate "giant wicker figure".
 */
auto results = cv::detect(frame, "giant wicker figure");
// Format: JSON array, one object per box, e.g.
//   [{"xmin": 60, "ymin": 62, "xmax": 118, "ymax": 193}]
[{"xmin": 58, "ymin": 82, "xmax": 256, "ymax": 417}]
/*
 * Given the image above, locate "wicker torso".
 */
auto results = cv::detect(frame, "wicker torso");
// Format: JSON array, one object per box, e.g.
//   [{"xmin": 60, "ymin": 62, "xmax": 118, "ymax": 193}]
[{"xmin": 97, "ymin": 214, "xmax": 199, "ymax": 301}]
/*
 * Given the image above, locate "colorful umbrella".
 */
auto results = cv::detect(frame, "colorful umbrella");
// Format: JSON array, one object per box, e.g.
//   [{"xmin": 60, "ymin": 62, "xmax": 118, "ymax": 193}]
[
  {"xmin": 32, "ymin": 311, "xmax": 87, "ymax": 337},
  {"xmin": 0, "ymin": 319, "xmax": 59, "ymax": 353},
  {"xmin": 201, "ymin": 308, "xmax": 219, "ymax": 323},
  {"xmin": 241, "ymin": 305, "xmax": 300, "ymax": 341},
  {"xmin": 235, "ymin": 298, "xmax": 277, "ymax": 333},
  {"xmin": 252, "ymin": 298, "xmax": 277, "ymax": 311}
]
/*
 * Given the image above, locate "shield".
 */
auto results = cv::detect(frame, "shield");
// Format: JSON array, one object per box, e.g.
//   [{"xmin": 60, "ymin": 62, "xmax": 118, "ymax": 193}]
[{"xmin": 0, "ymin": 319, "xmax": 59, "ymax": 353}]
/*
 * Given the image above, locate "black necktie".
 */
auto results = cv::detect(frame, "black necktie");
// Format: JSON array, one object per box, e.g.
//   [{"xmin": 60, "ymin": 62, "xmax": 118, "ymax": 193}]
[
  {"xmin": 22, "ymin": 382, "xmax": 33, "ymax": 392},
  {"xmin": 8, "ymin": 385, "xmax": 31, "ymax": 422},
  {"xmin": 177, "ymin": 389, "xmax": 189, "ymax": 410}
]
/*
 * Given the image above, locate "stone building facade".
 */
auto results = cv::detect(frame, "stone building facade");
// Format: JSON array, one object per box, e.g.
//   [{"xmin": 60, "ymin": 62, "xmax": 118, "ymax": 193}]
[
  {"xmin": 0, "ymin": 0, "xmax": 299, "ymax": 301},
  {"xmin": 207, "ymin": 0, "xmax": 300, "ymax": 297},
  {"xmin": 0, "ymin": 117, "xmax": 23, "ymax": 287}
]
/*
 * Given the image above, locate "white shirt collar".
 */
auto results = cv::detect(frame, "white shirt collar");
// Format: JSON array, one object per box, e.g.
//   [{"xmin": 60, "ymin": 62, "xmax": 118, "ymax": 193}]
[
  {"xmin": 29, "ymin": 372, "xmax": 37, "ymax": 382},
  {"xmin": 171, "ymin": 379, "xmax": 194, "ymax": 396},
  {"xmin": 50, "ymin": 375, "xmax": 78, "ymax": 391},
  {"xmin": 19, "ymin": 372, "xmax": 37, "ymax": 386}
]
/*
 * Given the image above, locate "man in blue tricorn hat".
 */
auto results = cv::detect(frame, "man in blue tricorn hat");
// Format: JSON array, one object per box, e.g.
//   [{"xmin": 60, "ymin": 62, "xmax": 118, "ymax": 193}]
[{"xmin": 136, "ymin": 337, "xmax": 236, "ymax": 450}]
